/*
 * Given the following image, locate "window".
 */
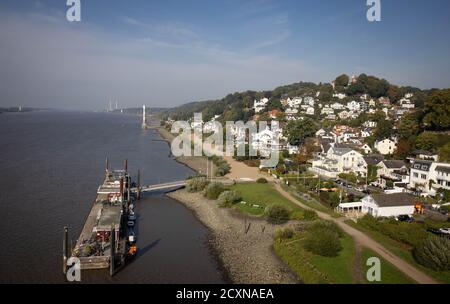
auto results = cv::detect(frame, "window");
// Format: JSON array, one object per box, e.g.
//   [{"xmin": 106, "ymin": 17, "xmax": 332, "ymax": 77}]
[
  {"xmin": 413, "ymin": 173, "xmax": 419, "ymax": 178},
  {"xmin": 421, "ymin": 174, "xmax": 427, "ymax": 179}
]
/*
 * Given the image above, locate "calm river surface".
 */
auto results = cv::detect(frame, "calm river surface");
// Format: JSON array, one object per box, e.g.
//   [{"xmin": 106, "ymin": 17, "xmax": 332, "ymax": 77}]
[{"xmin": 0, "ymin": 111, "xmax": 225, "ymax": 283}]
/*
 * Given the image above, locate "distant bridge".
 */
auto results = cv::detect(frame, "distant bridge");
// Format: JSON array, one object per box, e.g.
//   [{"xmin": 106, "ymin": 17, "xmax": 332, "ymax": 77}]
[{"xmin": 139, "ymin": 180, "xmax": 186, "ymax": 193}]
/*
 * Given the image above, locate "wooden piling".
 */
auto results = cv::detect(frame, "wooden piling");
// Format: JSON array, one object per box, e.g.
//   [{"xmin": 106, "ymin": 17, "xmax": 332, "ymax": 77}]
[{"xmin": 63, "ymin": 226, "xmax": 68, "ymax": 274}]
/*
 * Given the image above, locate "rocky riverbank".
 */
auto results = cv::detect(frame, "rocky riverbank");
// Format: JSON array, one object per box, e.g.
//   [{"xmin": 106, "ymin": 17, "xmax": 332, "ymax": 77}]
[{"xmin": 168, "ymin": 189, "xmax": 299, "ymax": 284}]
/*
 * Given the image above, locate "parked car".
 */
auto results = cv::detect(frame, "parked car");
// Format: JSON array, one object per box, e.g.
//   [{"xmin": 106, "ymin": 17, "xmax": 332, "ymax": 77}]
[
  {"xmin": 127, "ymin": 220, "xmax": 135, "ymax": 227},
  {"xmin": 439, "ymin": 228, "xmax": 450, "ymax": 235},
  {"xmin": 128, "ymin": 213, "xmax": 136, "ymax": 221},
  {"xmin": 355, "ymin": 186, "xmax": 364, "ymax": 192},
  {"xmin": 427, "ymin": 228, "xmax": 443, "ymax": 236},
  {"xmin": 397, "ymin": 215, "xmax": 414, "ymax": 222}
]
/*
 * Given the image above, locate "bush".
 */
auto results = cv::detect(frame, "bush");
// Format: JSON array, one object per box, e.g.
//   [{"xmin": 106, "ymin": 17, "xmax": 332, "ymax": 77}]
[
  {"xmin": 307, "ymin": 220, "xmax": 344, "ymax": 237},
  {"xmin": 256, "ymin": 178, "xmax": 268, "ymax": 184},
  {"xmin": 413, "ymin": 235, "xmax": 450, "ymax": 271},
  {"xmin": 265, "ymin": 204, "xmax": 290, "ymax": 224},
  {"xmin": 303, "ymin": 210, "xmax": 318, "ymax": 221},
  {"xmin": 186, "ymin": 177, "xmax": 209, "ymax": 193},
  {"xmin": 204, "ymin": 182, "xmax": 225, "ymax": 200},
  {"xmin": 209, "ymin": 156, "xmax": 231, "ymax": 177},
  {"xmin": 358, "ymin": 215, "xmax": 428, "ymax": 247},
  {"xmin": 275, "ymin": 227, "xmax": 294, "ymax": 240},
  {"xmin": 217, "ymin": 190, "xmax": 241, "ymax": 207},
  {"xmin": 304, "ymin": 229, "xmax": 342, "ymax": 257}
]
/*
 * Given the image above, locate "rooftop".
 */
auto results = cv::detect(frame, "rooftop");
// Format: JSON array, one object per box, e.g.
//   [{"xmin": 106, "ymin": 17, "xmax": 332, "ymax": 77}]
[
  {"xmin": 371, "ymin": 193, "xmax": 416, "ymax": 207},
  {"xmin": 382, "ymin": 160, "xmax": 406, "ymax": 169}
]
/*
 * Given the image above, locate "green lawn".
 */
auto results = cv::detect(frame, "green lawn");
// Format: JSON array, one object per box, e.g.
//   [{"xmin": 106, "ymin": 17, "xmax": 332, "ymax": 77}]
[
  {"xmin": 361, "ymin": 247, "xmax": 415, "ymax": 284},
  {"xmin": 346, "ymin": 220, "xmax": 450, "ymax": 283},
  {"xmin": 273, "ymin": 233, "xmax": 356, "ymax": 284},
  {"xmin": 230, "ymin": 183, "xmax": 305, "ymax": 216}
]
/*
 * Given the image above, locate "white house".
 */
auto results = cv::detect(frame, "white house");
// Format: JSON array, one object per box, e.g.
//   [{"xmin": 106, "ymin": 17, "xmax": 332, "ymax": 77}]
[
  {"xmin": 333, "ymin": 93, "xmax": 346, "ymax": 100},
  {"xmin": 338, "ymin": 193, "xmax": 416, "ymax": 217},
  {"xmin": 306, "ymin": 107, "xmax": 315, "ymax": 115},
  {"xmin": 374, "ymin": 138, "xmax": 397, "ymax": 155},
  {"xmin": 304, "ymin": 96, "xmax": 315, "ymax": 106},
  {"xmin": 326, "ymin": 114, "xmax": 337, "ymax": 120},
  {"xmin": 338, "ymin": 110, "xmax": 350, "ymax": 120},
  {"xmin": 321, "ymin": 106, "xmax": 334, "ymax": 115},
  {"xmin": 363, "ymin": 121, "xmax": 377, "ymax": 128},
  {"xmin": 285, "ymin": 108, "xmax": 299, "ymax": 120},
  {"xmin": 288, "ymin": 97, "xmax": 302, "ymax": 109},
  {"xmin": 331, "ymin": 102, "xmax": 344, "ymax": 110},
  {"xmin": 311, "ymin": 146, "xmax": 367, "ymax": 178},
  {"xmin": 377, "ymin": 160, "xmax": 409, "ymax": 188},
  {"xmin": 253, "ymin": 98, "xmax": 269, "ymax": 113},
  {"xmin": 409, "ymin": 160, "xmax": 450, "ymax": 196},
  {"xmin": 346, "ymin": 100, "xmax": 361, "ymax": 112}
]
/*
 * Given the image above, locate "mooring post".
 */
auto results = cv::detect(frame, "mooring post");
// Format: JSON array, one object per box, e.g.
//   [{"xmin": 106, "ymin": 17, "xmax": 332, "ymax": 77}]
[
  {"xmin": 63, "ymin": 226, "xmax": 68, "ymax": 274},
  {"xmin": 110, "ymin": 224, "xmax": 115, "ymax": 276},
  {"xmin": 137, "ymin": 169, "xmax": 141, "ymax": 200}
]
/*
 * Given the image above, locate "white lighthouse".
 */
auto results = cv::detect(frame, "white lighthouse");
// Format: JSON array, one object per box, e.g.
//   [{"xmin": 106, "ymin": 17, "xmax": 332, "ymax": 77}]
[{"xmin": 142, "ymin": 105, "xmax": 147, "ymax": 129}]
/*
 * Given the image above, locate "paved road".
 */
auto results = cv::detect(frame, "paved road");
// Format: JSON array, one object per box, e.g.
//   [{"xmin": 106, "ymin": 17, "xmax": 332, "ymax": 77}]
[{"xmin": 274, "ymin": 183, "xmax": 438, "ymax": 284}]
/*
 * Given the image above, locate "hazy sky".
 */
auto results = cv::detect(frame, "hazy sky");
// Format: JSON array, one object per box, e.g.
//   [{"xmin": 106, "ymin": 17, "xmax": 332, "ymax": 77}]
[{"xmin": 1, "ymin": 0, "xmax": 449, "ymax": 110}]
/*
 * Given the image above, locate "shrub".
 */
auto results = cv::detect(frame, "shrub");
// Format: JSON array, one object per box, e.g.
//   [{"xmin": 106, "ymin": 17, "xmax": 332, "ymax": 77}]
[
  {"xmin": 265, "ymin": 204, "xmax": 290, "ymax": 224},
  {"xmin": 307, "ymin": 220, "xmax": 344, "ymax": 237},
  {"xmin": 217, "ymin": 190, "xmax": 241, "ymax": 207},
  {"xmin": 413, "ymin": 235, "xmax": 450, "ymax": 271},
  {"xmin": 275, "ymin": 227, "xmax": 294, "ymax": 240},
  {"xmin": 204, "ymin": 182, "xmax": 225, "ymax": 200},
  {"xmin": 303, "ymin": 210, "xmax": 318, "ymax": 221},
  {"xmin": 216, "ymin": 162, "xmax": 231, "ymax": 176},
  {"xmin": 358, "ymin": 215, "xmax": 428, "ymax": 247},
  {"xmin": 186, "ymin": 177, "xmax": 209, "ymax": 193},
  {"xmin": 303, "ymin": 229, "xmax": 342, "ymax": 257},
  {"xmin": 256, "ymin": 178, "xmax": 268, "ymax": 184}
]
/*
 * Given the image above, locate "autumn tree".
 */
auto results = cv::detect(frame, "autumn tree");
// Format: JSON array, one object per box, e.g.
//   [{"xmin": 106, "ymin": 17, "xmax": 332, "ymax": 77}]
[{"xmin": 422, "ymin": 89, "xmax": 450, "ymax": 130}]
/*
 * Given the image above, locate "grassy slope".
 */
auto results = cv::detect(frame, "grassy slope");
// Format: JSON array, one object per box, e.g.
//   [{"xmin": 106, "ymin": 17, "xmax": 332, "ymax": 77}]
[
  {"xmin": 273, "ymin": 233, "xmax": 355, "ymax": 284},
  {"xmin": 361, "ymin": 247, "xmax": 415, "ymax": 284},
  {"xmin": 230, "ymin": 183, "xmax": 305, "ymax": 216},
  {"xmin": 346, "ymin": 220, "xmax": 450, "ymax": 283}
]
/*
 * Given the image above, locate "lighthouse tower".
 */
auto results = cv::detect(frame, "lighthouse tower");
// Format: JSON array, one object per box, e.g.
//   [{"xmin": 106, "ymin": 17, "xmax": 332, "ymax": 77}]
[{"xmin": 142, "ymin": 105, "xmax": 147, "ymax": 129}]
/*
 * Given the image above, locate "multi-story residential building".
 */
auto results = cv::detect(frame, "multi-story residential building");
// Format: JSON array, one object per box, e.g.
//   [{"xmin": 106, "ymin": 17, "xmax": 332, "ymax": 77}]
[
  {"xmin": 306, "ymin": 107, "xmax": 315, "ymax": 115},
  {"xmin": 376, "ymin": 160, "xmax": 409, "ymax": 188},
  {"xmin": 363, "ymin": 121, "xmax": 377, "ymax": 128},
  {"xmin": 304, "ymin": 96, "xmax": 315, "ymax": 106},
  {"xmin": 321, "ymin": 106, "xmax": 335, "ymax": 115},
  {"xmin": 409, "ymin": 160, "xmax": 450, "ymax": 196},
  {"xmin": 311, "ymin": 146, "xmax": 367, "ymax": 178}
]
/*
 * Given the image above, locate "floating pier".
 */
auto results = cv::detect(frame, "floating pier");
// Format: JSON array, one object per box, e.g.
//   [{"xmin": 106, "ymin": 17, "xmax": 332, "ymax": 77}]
[{"xmin": 66, "ymin": 159, "xmax": 138, "ymax": 275}]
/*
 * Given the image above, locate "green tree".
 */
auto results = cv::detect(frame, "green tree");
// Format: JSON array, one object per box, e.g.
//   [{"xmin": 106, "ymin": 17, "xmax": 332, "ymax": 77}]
[
  {"xmin": 334, "ymin": 74, "xmax": 350, "ymax": 87},
  {"xmin": 283, "ymin": 118, "xmax": 318, "ymax": 145},
  {"xmin": 438, "ymin": 142, "xmax": 450, "ymax": 162},
  {"xmin": 415, "ymin": 132, "xmax": 439, "ymax": 151},
  {"xmin": 374, "ymin": 119, "xmax": 394, "ymax": 140},
  {"xmin": 422, "ymin": 89, "xmax": 450, "ymax": 130}
]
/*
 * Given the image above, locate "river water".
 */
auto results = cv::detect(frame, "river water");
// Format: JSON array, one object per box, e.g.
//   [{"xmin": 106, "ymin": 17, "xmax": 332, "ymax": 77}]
[{"xmin": 0, "ymin": 111, "xmax": 225, "ymax": 283}]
